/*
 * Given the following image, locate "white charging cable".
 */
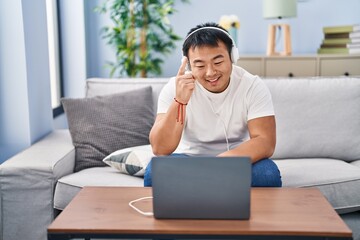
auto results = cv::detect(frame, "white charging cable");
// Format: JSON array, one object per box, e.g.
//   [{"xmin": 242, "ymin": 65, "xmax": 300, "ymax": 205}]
[
  {"xmin": 201, "ymin": 96, "xmax": 230, "ymax": 150},
  {"xmin": 195, "ymin": 81, "xmax": 230, "ymax": 151},
  {"xmin": 128, "ymin": 196, "xmax": 154, "ymax": 216}
]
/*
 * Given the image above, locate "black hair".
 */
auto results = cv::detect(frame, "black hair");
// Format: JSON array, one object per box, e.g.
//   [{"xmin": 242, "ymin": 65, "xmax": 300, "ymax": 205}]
[{"xmin": 182, "ymin": 22, "xmax": 233, "ymax": 60}]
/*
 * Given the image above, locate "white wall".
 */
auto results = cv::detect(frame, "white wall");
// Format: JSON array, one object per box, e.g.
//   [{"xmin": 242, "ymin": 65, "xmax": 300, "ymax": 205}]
[
  {"xmin": 22, "ymin": 0, "xmax": 53, "ymax": 141},
  {"xmin": 0, "ymin": 0, "xmax": 53, "ymax": 163},
  {"xmin": 85, "ymin": 0, "xmax": 360, "ymax": 78}
]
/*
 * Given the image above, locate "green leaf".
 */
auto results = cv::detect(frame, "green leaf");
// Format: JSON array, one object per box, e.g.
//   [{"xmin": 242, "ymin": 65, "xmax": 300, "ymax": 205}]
[{"xmin": 95, "ymin": 0, "xmax": 188, "ymax": 77}]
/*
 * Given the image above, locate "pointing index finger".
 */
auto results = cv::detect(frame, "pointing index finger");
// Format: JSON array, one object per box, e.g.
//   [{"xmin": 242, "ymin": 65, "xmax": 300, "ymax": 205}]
[{"xmin": 177, "ymin": 56, "xmax": 188, "ymax": 76}]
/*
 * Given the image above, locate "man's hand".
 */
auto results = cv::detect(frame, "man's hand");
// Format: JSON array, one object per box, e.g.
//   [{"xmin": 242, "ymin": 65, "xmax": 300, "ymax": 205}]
[
  {"xmin": 149, "ymin": 57, "xmax": 194, "ymax": 156},
  {"xmin": 175, "ymin": 57, "xmax": 195, "ymax": 104}
]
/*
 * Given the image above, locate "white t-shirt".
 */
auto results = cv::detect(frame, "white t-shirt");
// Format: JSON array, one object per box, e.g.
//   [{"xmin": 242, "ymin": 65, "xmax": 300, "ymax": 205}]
[{"xmin": 157, "ymin": 65, "xmax": 275, "ymax": 156}]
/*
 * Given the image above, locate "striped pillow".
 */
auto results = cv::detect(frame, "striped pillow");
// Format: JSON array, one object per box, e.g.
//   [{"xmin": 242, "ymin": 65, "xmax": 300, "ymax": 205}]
[{"xmin": 103, "ymin": 145, "xmax": 154, "ymax": 176}]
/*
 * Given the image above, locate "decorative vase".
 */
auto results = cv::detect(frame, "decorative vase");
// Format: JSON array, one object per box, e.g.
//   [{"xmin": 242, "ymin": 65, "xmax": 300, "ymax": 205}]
[{"xmin": 229, "ymin": 25, "xmax": 238, "ymax": 45}]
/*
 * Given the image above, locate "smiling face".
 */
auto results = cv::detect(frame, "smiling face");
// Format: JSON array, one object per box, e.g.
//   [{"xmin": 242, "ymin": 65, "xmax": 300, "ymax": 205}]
[{"xmin": 188, "ymin": 41, "xmax": 233, "ymax": 93}]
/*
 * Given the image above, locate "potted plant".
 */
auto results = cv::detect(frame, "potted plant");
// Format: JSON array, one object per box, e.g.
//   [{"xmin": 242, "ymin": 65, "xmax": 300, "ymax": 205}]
[{"xmin": 96, "ymin": 0, "xmax": 187, "ymax": 77}]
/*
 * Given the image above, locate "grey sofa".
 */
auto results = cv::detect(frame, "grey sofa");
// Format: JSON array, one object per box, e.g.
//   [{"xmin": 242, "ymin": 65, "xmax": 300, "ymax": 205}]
[{"xmin": 1, "ymin": 76, "xmax": 360, "ymax": 240}]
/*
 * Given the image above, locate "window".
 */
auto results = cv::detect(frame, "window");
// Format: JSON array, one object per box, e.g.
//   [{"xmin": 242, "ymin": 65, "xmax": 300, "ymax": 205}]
[{"xmin": 46, "ymin": 0, "xmax": 63, "ymax": 117}]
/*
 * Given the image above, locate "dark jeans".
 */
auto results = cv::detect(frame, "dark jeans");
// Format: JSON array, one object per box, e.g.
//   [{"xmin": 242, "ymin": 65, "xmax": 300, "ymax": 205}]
[{"xmin": 144, "ymin": 154, "xmax": 282, "ymax": 187}]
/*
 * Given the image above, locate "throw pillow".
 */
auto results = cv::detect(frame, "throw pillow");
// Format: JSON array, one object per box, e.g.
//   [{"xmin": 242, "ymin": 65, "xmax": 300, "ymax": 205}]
[
  {"xmin": 61, "ymin": 87, "xmax": 154, "ymax": 172},
  {"xmin": 103, "ymin": 145, "xmax": 154, "ymax": 176}
]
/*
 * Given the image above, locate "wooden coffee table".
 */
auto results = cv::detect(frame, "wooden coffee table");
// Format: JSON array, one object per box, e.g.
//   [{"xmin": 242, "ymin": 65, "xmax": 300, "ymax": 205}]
[{"xmin": 48, "ymin": 187, "xmax": 352, "ymax": 240}]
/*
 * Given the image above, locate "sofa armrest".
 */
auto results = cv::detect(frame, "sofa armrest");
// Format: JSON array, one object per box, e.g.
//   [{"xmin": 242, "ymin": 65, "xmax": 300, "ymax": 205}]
[{"xmin": 0, "ymin": 129, "xmax": 75, "ymax": 240}]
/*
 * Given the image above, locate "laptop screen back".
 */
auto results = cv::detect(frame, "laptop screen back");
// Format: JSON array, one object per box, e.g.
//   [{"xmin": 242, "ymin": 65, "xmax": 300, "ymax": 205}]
[{"xmin": 151, "ymin": 156, "xmax": 251, "ymax": 219}]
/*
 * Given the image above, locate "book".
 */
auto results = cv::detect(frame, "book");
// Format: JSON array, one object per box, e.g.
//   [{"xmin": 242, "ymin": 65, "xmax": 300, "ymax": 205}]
[
  {"xmin": 350, "ymin": 38, "xmax": 360, "ymax": 43},
  {"xmin": 321, "ymin": 43, "xmax": 347, "ymax": 48},
  {"xmin": 347, "ymin": 43, "xmax": 360, "ymax": 49},
  {"xmin": 317, "ymin": 48, "xmax": 349, "ymax": 54},
  {"xmin": 322, "ymin": 38, "xmax": 351, "ymax": 44},
  {"xmin": 321, "ymin": 43, "xmax": 360, "ymax": 49},
  {"xmin": 322, "ymin": 37, "xmax": 360, "ymax": 44},
  {"xmin": 324, "ymin": 32, "xmax": 351, "ymax": 39},
  {"xmin": 325, "ymin": 31, "xmax": 360, "ymax": 39},
  {"xmin": 349, "ymin": 48, "xmax": 360, "ymax": 54},
  {"xmin": 323, "ymin": 24, "xmax": 360, "ymax": 34},
  {"xmin": 350, "ymin": 31, "xmax": 360, "ymax": 38}
]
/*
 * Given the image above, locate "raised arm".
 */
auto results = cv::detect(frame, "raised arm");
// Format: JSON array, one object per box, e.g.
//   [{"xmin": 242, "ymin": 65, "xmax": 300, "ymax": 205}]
[{"xmin": 149, "ymin": 57, "xmax": 195, "ymax": 155}]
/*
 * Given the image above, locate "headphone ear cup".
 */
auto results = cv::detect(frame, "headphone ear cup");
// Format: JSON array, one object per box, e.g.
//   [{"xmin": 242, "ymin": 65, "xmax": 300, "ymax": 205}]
[{"xmin": 231, "ymin": 45, "xmax": 239, "ymax": 64}]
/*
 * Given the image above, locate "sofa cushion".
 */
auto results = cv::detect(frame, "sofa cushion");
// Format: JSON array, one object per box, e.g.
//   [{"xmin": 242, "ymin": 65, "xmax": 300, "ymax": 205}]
[
  {"xmin": 62, "ymin": 87, "xmax": 154, "ymax": 172},
  {"xmin": 274, "ymin": 158, "xmax": 360, "ymax": 214},
  {"xmin": 265, "ymin": 77, "xmax": 360, "ymax": 161},
  {"xmin": 86, "ymin": 78, "xmax": 169, "ymax": 114},
  {"xmin": 103, "ymin": 144, "xmax": 153, "ymax": 176},
  {"xmin": 54, "ymin": 167, "xmax": 143, "ymax": 210},
  {"xmin": 351, "ymin": 160, "xmax": 360, "ymax": 168}
]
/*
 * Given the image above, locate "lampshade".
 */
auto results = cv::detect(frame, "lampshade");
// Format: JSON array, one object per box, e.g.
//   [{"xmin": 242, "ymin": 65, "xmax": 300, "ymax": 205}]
[{"xmin": 263, "ymin": 0, "xmax": 297, "ymax": 19}]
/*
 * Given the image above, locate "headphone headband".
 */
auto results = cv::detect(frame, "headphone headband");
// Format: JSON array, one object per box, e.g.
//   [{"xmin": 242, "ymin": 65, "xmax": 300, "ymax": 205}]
[
  {"xmin": 183, "ymin": 26, "xmax": 239, "ymax": 63},
  {"xmin": 184, "ymin": 26, "xmax": 236, "ymax": 46}
]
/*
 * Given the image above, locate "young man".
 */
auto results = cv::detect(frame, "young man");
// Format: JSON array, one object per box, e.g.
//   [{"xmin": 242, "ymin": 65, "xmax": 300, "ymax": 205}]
[{"xmin": 145, "ymin": 22, "xmax": 281, "ymax": 187}]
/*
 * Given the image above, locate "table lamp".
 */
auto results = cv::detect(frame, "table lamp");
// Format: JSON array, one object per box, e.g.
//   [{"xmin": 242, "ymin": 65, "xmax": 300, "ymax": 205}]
[{"xmin": 263, "ymin": 0, "xmax": 297, "ymax": 56}]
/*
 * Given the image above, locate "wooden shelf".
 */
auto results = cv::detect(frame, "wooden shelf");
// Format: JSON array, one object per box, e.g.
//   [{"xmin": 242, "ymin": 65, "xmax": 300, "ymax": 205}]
[{"xmin": 237, "ymin": 54, "xmax": 360, "ymax": 77}]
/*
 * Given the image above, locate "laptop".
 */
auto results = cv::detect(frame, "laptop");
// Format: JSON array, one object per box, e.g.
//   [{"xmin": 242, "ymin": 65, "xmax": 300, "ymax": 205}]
[{"xmin": 151, "ymin": 156, "xmax": 251, "ymax": 220}]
